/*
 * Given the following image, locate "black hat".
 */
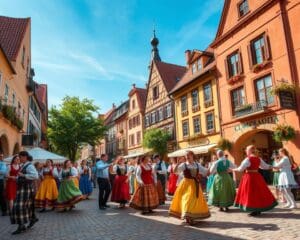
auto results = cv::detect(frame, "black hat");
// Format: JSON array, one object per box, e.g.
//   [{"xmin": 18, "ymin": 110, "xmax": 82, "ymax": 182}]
[{"xmin": 19, "ymin": 151, "xmax": 30, "ymax": 157}]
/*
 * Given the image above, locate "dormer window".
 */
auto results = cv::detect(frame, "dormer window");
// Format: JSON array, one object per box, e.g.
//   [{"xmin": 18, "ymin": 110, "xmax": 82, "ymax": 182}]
[
  {"xmin": 238, "ymin": 0, "xmax": 249, "ymax": 17},
  {"xmin": 197, "ymin": 59, "xmax": 203, "ymax": 71},
  {"xmin": 192, "ymin": 63, "xmax": 197, "ymax": 74},
  {"xmin": 153, "ymin": 86, "xmax": 159, "ymax": 100}
]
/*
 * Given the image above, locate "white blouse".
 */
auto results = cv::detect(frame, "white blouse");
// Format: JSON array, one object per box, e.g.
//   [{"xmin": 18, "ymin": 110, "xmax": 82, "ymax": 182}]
[
  {"xmin": 236, "ymin": 157, "xmax": 271, "ymax": 172},
  {"xmin": 135, "ymin": 164, "xmax": 157, "ymax": 185},
  {"xmin": 177, "ymin": 162, "xmax": 208, "ymax": 176}
]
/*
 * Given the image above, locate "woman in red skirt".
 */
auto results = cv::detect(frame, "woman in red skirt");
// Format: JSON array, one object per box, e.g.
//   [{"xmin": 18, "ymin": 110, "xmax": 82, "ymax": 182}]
[
  {"xmin": 233, "ymin": 145, "xmax": 277, "ymax": 216},
  {"xmin": 129, "ymin": 156, "xmax": 159, "ymax": 214},
  {"xmin": 6, "ymin": 155, "xmax": 20, "ymax": 210},
  {"xmin": 111, "ymin": 156, "xmax": 130, "ymax": 208},
  {"xmin": 167, "ymin": 157, "xmax": 178, "ymax": 195}
]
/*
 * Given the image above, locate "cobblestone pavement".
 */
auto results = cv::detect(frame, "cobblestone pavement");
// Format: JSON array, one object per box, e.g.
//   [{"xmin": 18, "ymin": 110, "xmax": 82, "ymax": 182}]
[{"xmin": 0, "ymin": 191, "xmax": 299, "ymax": 240}]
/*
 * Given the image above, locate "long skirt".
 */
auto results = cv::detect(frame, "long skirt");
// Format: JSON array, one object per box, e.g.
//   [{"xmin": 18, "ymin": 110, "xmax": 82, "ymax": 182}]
[
  {"xmin": 56, "ymin": 179, "xmax": 83, "ymax": 209},
  {"xmin": 35, "ymin": 176, "xmax": 58, "ymax": 208},
  {"xmin": 129, "ymin": 183, "xmax": 159, "ymax": 211},
  {"xmin": 79, "ymin": 175, "xmax": 93, "ymax": 196},
  {"xmin": 208, "ymin": 172, "xmax": 236, "ymax": 207},
  {"xmin": 73, "ymin": 178, "xmax": 79, "ymax": 188},
  {"xmin": 6, "ymin": 179, "xmax": 17, "ymax": 201},
  {"xmin": 206, "ymin": 174, "xmax": 215, "ymax": 193},
  {"xmin": 157, "ymin": 180, "xmax": 166, "ymax": 204},
  {"xmin": 169, "ymin": 178, "xmax": 210, "ymax": 220},
  {"xmin": 111, "ymin": 175, "xmax": 130, "ymax": 203},
  {"xmin": 234, "ymin": 172, "xmax": 277, "ymax": 212},
  {"xmin": 167, "ymin": 173, "xmax": 178, "ymax": 195},
  {"xmin": 10, "ymin": 183, "xmax": 35, "ymax": 225}
]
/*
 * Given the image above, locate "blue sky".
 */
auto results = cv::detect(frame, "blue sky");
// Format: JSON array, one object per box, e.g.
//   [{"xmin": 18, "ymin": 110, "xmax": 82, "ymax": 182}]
[{"xmin": 0, "ymin": 0, "xmax": 223, "ymax": 113}]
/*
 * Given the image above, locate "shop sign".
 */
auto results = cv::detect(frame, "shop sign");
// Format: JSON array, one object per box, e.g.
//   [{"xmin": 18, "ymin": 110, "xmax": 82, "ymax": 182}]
[
  {"xmin": 279, "ymin": 91, "xmax": 296, "ymax": 110},
  {"xmin": 234, "ymin": 115, "xmax": 279, "ymax": 132}
]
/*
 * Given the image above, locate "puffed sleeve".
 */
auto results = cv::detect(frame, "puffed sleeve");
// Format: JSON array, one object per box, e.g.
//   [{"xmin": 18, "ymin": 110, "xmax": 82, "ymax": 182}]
[
  {"xmin": 197, "ymin": 163, "xmax": 208, "ymax": 176},
  {"xmin": 259, "ymin": 159, "xmax": 272, "ymax": 170},
  {"xmin": 135, "ymin": 166, "xmax": 143, "ymax": 185},
  {"xmin": 177, "ymin": 163, "xmax": 186, "ymax": 173},
  {"xmin": 71, "ymin": 167, "xmax": 78, "ymax": 176},
  {"xmin": 209, "ymin": 161, "xmax": 218, "ymax": 175},
  {"xmin": 112, "ymin": 165, "xmax": 118, "ymax": 173},
  {"xmin": 236, "ymin": 158, "xmax": 251, "ymax": 172}
]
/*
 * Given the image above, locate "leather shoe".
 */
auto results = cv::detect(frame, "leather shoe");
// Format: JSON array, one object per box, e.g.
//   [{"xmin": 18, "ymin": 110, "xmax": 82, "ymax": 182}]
[
  {"xmin": 12, "ymin": 225, "xmax": 26, "ymax": 235},
  {"xmin": 27, "ymin": 218, "xmax": 39, "ymax": 229},
  {"xmin": 99, "ymin": 206, "xmax": 106, "ymax": 210}
]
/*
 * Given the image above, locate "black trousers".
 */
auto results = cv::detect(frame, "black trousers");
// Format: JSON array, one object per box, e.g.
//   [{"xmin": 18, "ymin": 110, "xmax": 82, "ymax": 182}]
[
  {"xmin": 0, "ymin": 179, "xmax": 7, "ymax": 214},
  {"xmin": 97, "ymin": 178, "xmax": 111, "ymax": 208}
]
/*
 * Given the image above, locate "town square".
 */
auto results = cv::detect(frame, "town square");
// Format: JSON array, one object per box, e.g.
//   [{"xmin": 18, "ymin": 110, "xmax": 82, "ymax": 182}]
[{"xmin": 0, "ymin": 0, "xmax": 300, "ymax": 239}]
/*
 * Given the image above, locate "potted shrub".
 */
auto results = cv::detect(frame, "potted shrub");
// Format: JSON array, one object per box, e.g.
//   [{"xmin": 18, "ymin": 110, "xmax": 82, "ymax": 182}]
[
  {"xmin": 273, "ymin": 124, "xmax": 296, "ymax": 142},
  {"xmin": 271, "ymin": 82, "xmax": 297, "ymax": 96},
  {"xmin": 217, "ymin": 138, "xmax": 232, "ymax": 151},
  {"xmin": 2, "ymin": 105, "xmax": 15, "ymax": 122},
  {"xmin": 235, "ymin": 104, "xmax": 252, "ymax": 112},
  {"xmin": 15, "ymin": 118, "xmax": 24, "ymax": 130}
]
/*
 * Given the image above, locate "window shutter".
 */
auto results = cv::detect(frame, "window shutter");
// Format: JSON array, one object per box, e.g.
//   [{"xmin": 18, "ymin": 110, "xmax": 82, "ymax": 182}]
[
  {"xmin": 247, "ymin": 44, "xmax": 254, "ymax": 68},
  {"xmin": 264, "ymin": 33, "xmax": 271, "ymax": 60},
  {"xmin": 224, "ymin": 58, "xmax": 230, "ymax": 79},
  {"xmin": 238, "ymin": 51, "xmax": 243, "ymax": 74}
]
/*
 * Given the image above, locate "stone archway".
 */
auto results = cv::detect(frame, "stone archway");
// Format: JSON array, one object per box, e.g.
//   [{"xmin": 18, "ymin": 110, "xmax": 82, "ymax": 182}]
[
  {"xmin": 232, "ymin": 128, "xmax": 282, "ymax": 165},
  {"xmin": 0, "ymin": 134, "xmax": 10, "ymax": 157},
  {"xmin": 13, "ymin": 142, "xmax": 20, "ymax": 155}
]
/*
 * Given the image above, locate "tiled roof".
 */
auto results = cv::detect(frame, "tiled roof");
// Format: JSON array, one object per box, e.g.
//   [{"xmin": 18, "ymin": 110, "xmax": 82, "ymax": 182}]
[
  {"xmin": 170, "ymin": 59, "xmax": 216, "ymax": 95},
  {"xmin": 0, "ymin": 43, "xmax": 16, "ymax": 73},
  {"xmin": 154, "ymin": 61, "xmax": 186, "ymax": 92},
  {"xmin": 35, "ymin": 83, "xmax": 47, "ymax": 111},
  {"xmin": 0, "ymin": 16, "xmax": 30, "ymax": 61}
]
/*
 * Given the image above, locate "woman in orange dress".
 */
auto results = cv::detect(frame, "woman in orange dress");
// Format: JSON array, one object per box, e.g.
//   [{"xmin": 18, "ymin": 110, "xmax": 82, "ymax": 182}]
[{"xmin": 6, "ymin": 155, "xmax": 20, "ymax": 210}]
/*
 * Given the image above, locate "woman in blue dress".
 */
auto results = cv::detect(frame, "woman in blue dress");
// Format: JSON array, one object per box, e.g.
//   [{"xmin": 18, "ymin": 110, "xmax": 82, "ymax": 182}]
[{"xmin": 79, "ymin": 160, "xmax": 93, "ymax": 199}]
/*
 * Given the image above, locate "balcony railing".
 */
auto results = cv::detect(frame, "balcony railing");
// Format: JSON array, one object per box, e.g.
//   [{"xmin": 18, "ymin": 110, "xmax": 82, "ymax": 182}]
[{"xmin": 234, "ymin": 100, "xmax": 267, "ymax": 118}]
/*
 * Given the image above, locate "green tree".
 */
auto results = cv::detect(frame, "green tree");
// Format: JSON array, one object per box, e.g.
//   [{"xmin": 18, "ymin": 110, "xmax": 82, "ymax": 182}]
[
  {"xmin": 142, "ymin": 128, "xmax": 170, "ymax": 156},
  {"xmin": 48, "ymin": 96, "xmax": 106, "ymax": 162}
]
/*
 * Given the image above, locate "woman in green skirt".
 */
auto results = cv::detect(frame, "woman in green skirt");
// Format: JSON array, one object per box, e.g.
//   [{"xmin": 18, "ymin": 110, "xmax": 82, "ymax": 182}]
[
  {"xmin": 208, "ymin": 150, "xmax": 236, "ymax": 212},
  {"xmin": 56, "ymin": 160, "xmax": 83, "ymax": 211}
]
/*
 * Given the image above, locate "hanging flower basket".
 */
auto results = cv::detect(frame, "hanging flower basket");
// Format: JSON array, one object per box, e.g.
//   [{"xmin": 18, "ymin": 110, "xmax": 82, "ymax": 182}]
[
  {"xmin": 217, "ymin": 138, "xmax": 232, "ymax": 151},
  {"xmin": 273, "ymin": 124, "xmax": 296, "ymax": 142},
  {"xmin": 271, "ymin": 82, "xmax": 297, "ymax": 96}
]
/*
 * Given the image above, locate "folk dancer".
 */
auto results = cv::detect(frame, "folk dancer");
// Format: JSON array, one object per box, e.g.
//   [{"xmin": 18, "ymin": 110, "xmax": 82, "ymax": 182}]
[
  {"xmin": 6, "ymin": 155, "xmax": 20, "ymax": 211},
  {"xmin": 35, "ymin": 159, "xmax": 58, "ymax": 212},
  {"xmin": 153, "ymin": 154, "xmax": 167, "ymax": 205},
  {"xmin": 208, "ymin": 150, "xmax": 236, "ymax": 212},
  {"xmin": 169, "ymin": 151, "xmax": 210, "ymax": 225},
  {"xmin": 233, "ymin": 145, "xmax": 277, "ymax": 216},
  {"xmin": 79, "ymin": 160, "xmax": 93, "ymax": 199},
  {"xmin": 129, "ymin": 156, "xmax": 159, "ymax": 214},
  {"xmin": 273, "ymin": 148, "xmax": 298, "ymax": 209},
  {"xmin": 10, "ymin": 151, "xmax": 39, "ymax": 235},
  {"xmin": 56, "ymin": 160, "xmax": 83, "ymax": 211},
  {"xmin": 111, "ymin": 156, "xmax": 130, "ymax": 208},
  {"xmin": 167, "ymin": 157, "xmax": 178, "ymax": 196}
]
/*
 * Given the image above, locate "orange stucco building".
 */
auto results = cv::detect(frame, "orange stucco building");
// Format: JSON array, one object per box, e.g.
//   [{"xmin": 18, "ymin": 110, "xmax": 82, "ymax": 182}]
[{"xmin": 211, "ymin": 0, "xmax": 300, "ymax": 164}]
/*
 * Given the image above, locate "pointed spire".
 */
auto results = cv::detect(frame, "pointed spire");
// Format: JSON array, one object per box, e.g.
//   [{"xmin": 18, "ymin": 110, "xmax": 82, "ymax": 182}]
[{"xmin": 150, "ymin": 28, "xmax": 161, "ymax": 62}]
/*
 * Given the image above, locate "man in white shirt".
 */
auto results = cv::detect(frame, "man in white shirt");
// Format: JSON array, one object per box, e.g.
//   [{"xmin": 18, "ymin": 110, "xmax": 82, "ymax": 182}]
[{"xmin": 153, "ymin": 154, "xmax": 167, "ymax": 204}]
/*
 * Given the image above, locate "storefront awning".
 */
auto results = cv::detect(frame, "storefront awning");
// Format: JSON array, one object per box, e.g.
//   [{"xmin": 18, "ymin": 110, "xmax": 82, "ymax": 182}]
[
  {"xmin": 167, "ymin": 143, "xmax": 217, "ymax": 158},
  {"xmin": 123, "ymin": 151, "xmax": 148, "ymax": 159}
]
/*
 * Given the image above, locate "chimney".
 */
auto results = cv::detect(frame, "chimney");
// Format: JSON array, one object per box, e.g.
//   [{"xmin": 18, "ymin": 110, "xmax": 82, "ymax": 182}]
[
  {"xmin": 185, "ymin": 50, "xmax": 191, "ymax": 66},
  {"xmin": 145, "ymin": 83, "xmax": 148, "ymax": 89},
  {"xmin": 132, "ymin": 83, "xmax": 136, "ymax": 89},
  {"xmin": 112, "ymin": 103, "xmax": 116, "ymax": 109}
]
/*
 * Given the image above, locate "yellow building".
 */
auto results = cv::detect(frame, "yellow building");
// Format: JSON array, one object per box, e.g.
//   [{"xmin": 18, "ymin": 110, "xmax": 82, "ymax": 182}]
[
  {"xmin": 0, "ymin": 16, "xmax": 32, "ymax": 156},
  {"xmin": 169, "ymin": 50, "xmax": 221, "ymax": 160}
]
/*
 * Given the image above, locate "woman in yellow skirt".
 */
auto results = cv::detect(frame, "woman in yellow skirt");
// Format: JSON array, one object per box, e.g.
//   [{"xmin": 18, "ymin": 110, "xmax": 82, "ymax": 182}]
[
  {"xmin": 169, "ymin": 151, "xmax": 210, "ymax": 225},
  {"xmin": 35, "ymin": 159, "xmax": 59, "ymax": 212}
]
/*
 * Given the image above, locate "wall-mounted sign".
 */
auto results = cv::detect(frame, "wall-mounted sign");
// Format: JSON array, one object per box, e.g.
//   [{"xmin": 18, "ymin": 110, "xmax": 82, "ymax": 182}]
[
  {"xmin": 234, "ymin": 115, "xmax": 279, "ymax": 132},
  {"xmin": 279, "ymin": 91, "xmax": 296, "ymax": 110}
]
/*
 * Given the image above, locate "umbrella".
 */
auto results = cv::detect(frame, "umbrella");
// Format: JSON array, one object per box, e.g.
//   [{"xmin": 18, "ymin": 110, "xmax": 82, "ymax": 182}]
[{"xmin": 4, "ymin": 147, "xmax": 67, "ymax": 164}]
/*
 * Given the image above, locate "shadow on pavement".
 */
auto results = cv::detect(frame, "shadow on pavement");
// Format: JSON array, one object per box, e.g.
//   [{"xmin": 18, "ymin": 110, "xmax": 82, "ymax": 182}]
[{"xmin": 197, "ymin": 221, "xmax": 279, "ymax": 231}]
